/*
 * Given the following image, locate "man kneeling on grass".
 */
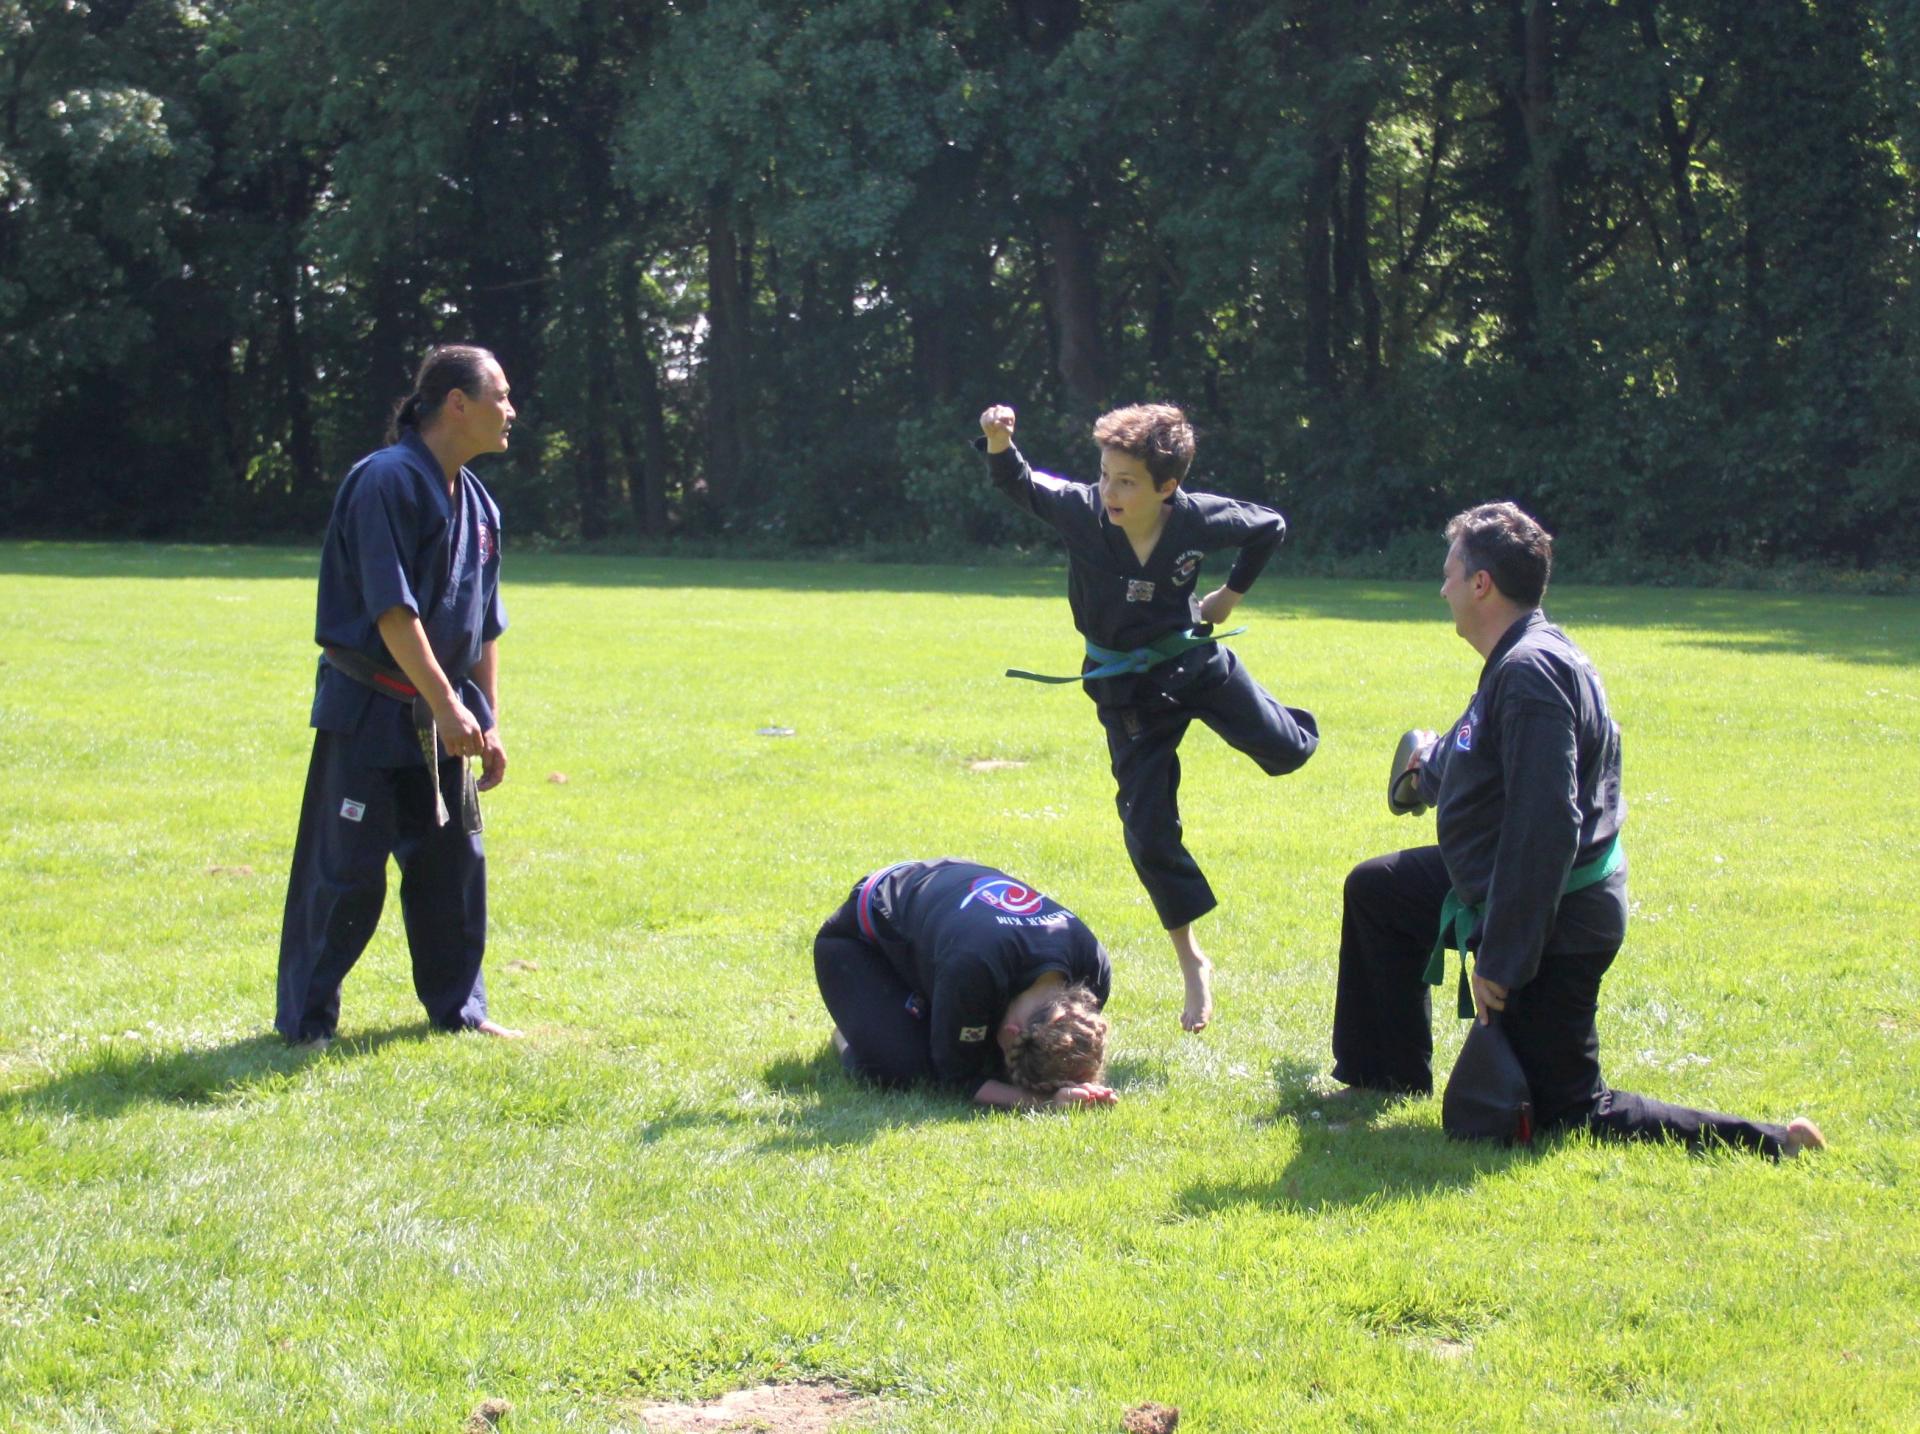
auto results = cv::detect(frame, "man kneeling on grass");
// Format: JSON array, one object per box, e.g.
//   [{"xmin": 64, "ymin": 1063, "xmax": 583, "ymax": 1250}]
[
  {"xmin": 814, "ymin": 859, "xmax": 1116, "ymax": 1110},
  {"xmin": 1331, "ymin": 502, "xmax": 1823, "ymax": 1157}
]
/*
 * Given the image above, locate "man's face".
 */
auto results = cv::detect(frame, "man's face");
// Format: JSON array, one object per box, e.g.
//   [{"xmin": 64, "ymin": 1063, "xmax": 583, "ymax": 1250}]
[
  {"xmin": 454, "ymin": 359, "xmax": 515, "ymax": 457},
  {"xmin": 1098, "ymin": 448, "xmax": 1169, "ymax": 529},
  {"xmin": 1440, "ymin": 538, "xmax": 1481, "ymax": 638}
]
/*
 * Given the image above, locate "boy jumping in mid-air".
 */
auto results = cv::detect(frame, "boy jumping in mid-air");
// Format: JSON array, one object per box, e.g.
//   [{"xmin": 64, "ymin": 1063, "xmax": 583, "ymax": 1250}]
[{"xmin": 976, "ymin": 403, "xmax": 1319, "ymax": 1031}]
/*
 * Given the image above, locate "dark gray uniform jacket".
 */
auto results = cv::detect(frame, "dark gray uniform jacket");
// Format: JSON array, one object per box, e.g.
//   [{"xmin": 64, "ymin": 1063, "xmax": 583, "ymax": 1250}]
[
  {"xmin": 977, "ymin": 438, "xmax": 1283, "ymax": 704},
  {"xmin": 1417, "ymin": 609, "xmax": 1628, "ymax": 990}
]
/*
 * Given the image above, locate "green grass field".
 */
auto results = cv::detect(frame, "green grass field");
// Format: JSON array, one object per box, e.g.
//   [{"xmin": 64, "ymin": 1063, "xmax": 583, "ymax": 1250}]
[{"xmin": 2, "ymin": 541, "xmax": 1916, "ymax": 1433}]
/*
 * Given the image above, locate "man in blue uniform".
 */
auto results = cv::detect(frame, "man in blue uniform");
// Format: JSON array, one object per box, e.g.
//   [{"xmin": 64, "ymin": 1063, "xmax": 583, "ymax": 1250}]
[
  {"xmin": 976, "ymin": 403, "xmax": 1318, "ymax": 1033},
  {"xmin": 814, "ymin": 859, "xmax": 1116, "ymax": 1109},
  {"xmin": 276, "ymin": 344, "xmax": 519, "ymax": 1047},
  {"xmin": 1330, "ymin": 502, "xmax": 1823, "ymax": 1155}
]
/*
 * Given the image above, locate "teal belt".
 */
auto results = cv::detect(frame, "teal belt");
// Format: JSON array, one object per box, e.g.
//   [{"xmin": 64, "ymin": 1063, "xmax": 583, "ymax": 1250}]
[
  {"xmin": 1425, "ymin": 833, "xmax": 1623, "ymax": 1018},
  {"xmin": 1006, "ymin": 625, "xmax": 1245, "ymax": 684}
]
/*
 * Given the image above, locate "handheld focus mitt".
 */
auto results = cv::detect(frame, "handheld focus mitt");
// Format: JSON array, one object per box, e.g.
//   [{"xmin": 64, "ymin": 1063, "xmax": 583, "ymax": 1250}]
[
  {"xmin": 1388, "ymin": 729, "xmax": 1430, "ymax": 816},
  {"xmin": 1442, "ymin": 1018, "xmax": 1534, "ymax": 1145}
]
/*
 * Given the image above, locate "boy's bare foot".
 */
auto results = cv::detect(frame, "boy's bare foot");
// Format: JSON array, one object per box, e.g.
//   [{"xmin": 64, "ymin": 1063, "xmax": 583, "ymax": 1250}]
[
  {"xmin": 1784, "ymin": 1116, "xmax": 1825, "ymax": 1156},
  {"xmin": 474, "ymin": 1019, "xmax": 523, "ymax": 1039},
  {"xmin": 1179, "ymin": 956, "xmax": 1213, "ymax": 1031},
  {"xmin": 830, "ymin": 1026, "xmax": 850, "ymax": 1059},
  {"xmin": 293, "ymin": 1035, "xmax": 331, "ymax": 1054},
  {"xmin": 1168, "ymin": 925, "xmax": 1213, "ymax": 1031}
]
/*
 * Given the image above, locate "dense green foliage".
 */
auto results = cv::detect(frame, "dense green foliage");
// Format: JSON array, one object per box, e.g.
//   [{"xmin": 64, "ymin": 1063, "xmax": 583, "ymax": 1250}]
[
  {"xmin": 3, "ymin": 544, "xmax": 1918, "ymax": 1429},
  {"xmin": 3, "ymin": 1, "xmax": 1917, "ymax": 564}
]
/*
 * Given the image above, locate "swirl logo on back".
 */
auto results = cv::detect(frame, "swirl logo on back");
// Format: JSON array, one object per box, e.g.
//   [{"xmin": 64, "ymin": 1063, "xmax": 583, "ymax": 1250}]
[{"xmin": 960, "ymin": 877, "xmax": 1046, "ymax": 915}]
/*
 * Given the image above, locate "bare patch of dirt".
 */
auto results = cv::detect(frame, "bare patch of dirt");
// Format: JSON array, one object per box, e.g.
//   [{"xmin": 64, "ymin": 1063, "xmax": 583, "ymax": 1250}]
[
  {"xmin": 503, "ymin": 959, "xmax": 540, "ymax": 973},
  {"xmin": 626, "ymin": 1382, "xmax": 876, "ymax": 1433},
  {"xmin": 462, "ymin": 1396, "xmax": 511, "ymax": 1432},
  {"xmin": 1427, "ymin": 1337, "xmax": 1472, "ymax": 1361},
  {"xmin": 546, "ymin": 772, "xmax": 570, "ymax": 784},
  {"xmin": 966, "ymin": 758, "xmax": 1028, "ymax": 772},
  {"xmin": 1122, "ymin": 1402, "xmax": 1180, "ymax": 1434},
  {"xmin": 206, "ymin": 864, "xmax": 256, "ymax": 877}
]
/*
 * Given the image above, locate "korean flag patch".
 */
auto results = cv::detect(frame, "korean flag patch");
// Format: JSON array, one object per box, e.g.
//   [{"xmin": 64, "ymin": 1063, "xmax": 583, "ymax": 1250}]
[
  {"xmin": 958, "ymin": 1025, "xmax": 989, "ymax": 1043},
  {"xmin": 339, "ymin": 798, "xmax": 367, "ymax": 822},
  {"xmin": 1126, "ymin": 579, "xmax": 1156, "ymax": 603}
]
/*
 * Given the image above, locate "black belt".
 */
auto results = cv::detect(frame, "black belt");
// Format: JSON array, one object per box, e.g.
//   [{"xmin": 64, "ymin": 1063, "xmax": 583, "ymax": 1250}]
[{"xmin": 320, "ymin": 648, "xmax": 481, "ymax": 833}]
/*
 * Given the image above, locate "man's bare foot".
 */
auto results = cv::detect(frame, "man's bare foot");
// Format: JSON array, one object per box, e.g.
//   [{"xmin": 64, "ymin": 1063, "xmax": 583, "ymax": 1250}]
[
  {"xmin": 1168, "ymin": 925, "xmax": 1213, "ymax": 1032},
  {"xmin": 474, "ymin": 1019, "xmax": 524, "ymax": 1039},
  {"xmin": 293, "ymin": 1035, "xmax": 331, "ymax": 1054},
  {"xmin": 830, "ymin": 1026, "xmax": 850, "ymax": 1059},
  {"xmin": 1784, "ymin": 1116, "xmax": 1825, "ymax": 1156}
]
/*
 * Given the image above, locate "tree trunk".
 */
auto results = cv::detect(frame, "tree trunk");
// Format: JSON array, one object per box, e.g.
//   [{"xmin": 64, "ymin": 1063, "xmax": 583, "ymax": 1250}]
[
  {"xmin": 579, "ymin": 261, "xmax": 611, "ymax": 540},
  {"xmin": 704, "ymin": 192, "xmax": 748, "ymax": 514},
  {"xmin": 617, "ymin": 256, "xmax": 671, "ymax": 534},
  {"xmin": 1346, "ymin": 118, "xmax": 1383, "ymax": 390},
  {"xmin": 1038, "ymin": 206, "xmax": 1107, "ymax": 415}
]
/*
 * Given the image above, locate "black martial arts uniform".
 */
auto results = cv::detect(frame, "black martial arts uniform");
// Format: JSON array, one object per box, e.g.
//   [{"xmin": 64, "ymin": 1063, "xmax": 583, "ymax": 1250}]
[
  {"xmin": 276, "ymin": 430, "xmax": 507, "ymax": 1042},
  {"xmin": 978, "ymin": 440, "xmax": 1318, "ymax": 929},
  {"xmin": 1333, "ymin": 609, "xmax": 1794, "ymax": 1154},
  {"xmin": 814, "ymin": 859, "xmax": 1112, "ymax": 1097}
]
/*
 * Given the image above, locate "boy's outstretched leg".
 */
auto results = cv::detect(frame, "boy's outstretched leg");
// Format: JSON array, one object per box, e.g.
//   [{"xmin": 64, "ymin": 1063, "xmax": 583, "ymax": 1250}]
[{"xmin": 1170, "ymin": 922, "xmax": 1212, "ymax": 1032}]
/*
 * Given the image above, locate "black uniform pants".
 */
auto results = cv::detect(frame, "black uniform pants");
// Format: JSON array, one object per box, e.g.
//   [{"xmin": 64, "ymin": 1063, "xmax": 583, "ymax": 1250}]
[
  {"xmin": 1331, "ymin": 845, "xmax": 1790, "ymax": 1156},
  {"xmin": 812, "ymin": 893, "xmax": 935, "ymax": 1087},
  {"xmin": 1099, "ymin": 646, "xmax": 1318, "ymax": 930},
  {"xmin": 276, "ymin": 731, "xmax": 489, "ymax": 1042}
]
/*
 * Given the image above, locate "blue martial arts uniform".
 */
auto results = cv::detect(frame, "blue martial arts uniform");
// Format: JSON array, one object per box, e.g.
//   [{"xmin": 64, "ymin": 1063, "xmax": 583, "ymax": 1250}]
[
  {"xmin": 813, "ymin": 860, "xmax": 1112, "ymax": 1096},
  {"xmin": 975, "ymin": 438, "xmax": 1319, "ymax": 929},
  {"xmin": 275, "ymin": 430, "xmax": 507, "ymax": 1042}
]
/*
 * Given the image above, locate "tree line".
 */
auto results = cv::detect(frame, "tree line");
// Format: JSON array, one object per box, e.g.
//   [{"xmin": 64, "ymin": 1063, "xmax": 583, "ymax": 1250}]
[{"xmin": 3, "ymin": 0, "xmax": 1916, "ymax": 566}]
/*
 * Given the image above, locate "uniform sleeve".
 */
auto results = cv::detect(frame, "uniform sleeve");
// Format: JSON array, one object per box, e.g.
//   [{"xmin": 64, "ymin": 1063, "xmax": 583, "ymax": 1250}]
[
  {"xmin": 1203, "ymin": 497, "xmax": 1285, "ymax": 594},
  {"xmin": 928, "ymin": 953, "xmax": 1006, "ymax": 1097},
  {"xmin": 1475, "ymin": 673, "xmax": 1582, "ymax": 990},
  {"xmin": 973, "ymin": 438, "xmax": 1093, "ymax": 534},
  {"xmin": 1416, "ymin": 719, "xmax": 1458, "ymax": 806},
  {"xmin": 341, "ymin": 463, "xmax": 421, "ymax": 621},
  {"xmin": 481, "ymin": 489, "xmax": 508, "ymax": 642}
]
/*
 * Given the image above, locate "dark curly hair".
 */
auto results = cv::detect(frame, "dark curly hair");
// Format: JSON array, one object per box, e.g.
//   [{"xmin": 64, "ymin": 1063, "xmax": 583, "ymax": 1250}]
[
  {"xmin": 1004, "ymin": 983, "xmax": 1109, "ymax": 1095},
  {"xmin": 1092, "ymin": 403, "xmax": 1196, "ymax": 489}
]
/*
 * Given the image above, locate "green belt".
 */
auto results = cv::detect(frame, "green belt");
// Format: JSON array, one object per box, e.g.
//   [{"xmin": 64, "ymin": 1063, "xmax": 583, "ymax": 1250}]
[
  {"xmin": 1005, "ymin": 625, "xmax": 1245, "ymax": 684},
  {"xmin": 1425, "ymin": 833, "xmax": 1623, "ymax": 1018}
]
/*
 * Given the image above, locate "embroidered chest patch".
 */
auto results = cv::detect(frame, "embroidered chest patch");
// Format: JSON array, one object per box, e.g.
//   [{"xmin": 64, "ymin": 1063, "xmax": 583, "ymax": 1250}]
[
  {"xmin": 958, "ymin": 1025, "xmax": 988, "ymax": 1043},
  {"xmin": 1170, "ymin": 549, "xmax": 1205, "ymax": 586},
  {"xmin": 477, "ymin": 522, "xmax": 496, "ymax": 565},
  {"xmin": 1126, "ymin": 578, "xmax": 1156, "ymax": 603},
  {"xmin": 1456, "ymin": 704, "xmax": 1479, "ymax": 752}
]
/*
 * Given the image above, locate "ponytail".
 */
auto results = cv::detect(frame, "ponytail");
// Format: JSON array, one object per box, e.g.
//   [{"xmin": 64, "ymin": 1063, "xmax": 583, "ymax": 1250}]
[{"xmin": 384, "ymin": 343, "xmax": 497, "ymax": 445}]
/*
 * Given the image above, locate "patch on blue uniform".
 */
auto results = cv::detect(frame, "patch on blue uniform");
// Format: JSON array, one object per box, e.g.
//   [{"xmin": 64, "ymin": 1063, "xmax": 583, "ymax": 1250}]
[
  {"xmin": 478, "ymin": 521, "xmax": 496, "ymax": 565},
  {"xmin": 960, "ymin": 876, "xmax": 1046, "ymax": 916},
  {"xmin": 958, "ymin": 1025, "xmax": 988, "ymax": 1043},
  {"xmin": 1171, "ymin": 549, "xmax": 1205, "ymax": 585},
  {"xmin": 339, "ymin": 798, "xmax": 366, "ymax": 822},
  {"xmin": 1125, "ymin": 579, "xmax": 1155, "ymax": 603},
  {"xmin": 1456, "ymin": 704, "xmax": 1478, "ymax": 752}
]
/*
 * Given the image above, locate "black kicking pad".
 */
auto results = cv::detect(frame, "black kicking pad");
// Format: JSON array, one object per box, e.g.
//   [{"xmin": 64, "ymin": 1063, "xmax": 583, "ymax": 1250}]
[
  {"xmin": 1442, "ymin": 1018, "xmax": 1534, "ymax": 1144},
  {"xmin": 1388, "ymin": 728, "xmax": 1429, "ymax": 816}
]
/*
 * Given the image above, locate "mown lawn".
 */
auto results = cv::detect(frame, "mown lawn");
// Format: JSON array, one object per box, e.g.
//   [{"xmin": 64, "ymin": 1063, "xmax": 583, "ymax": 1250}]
[{"xmin": 1, "ymin": 541, "xmax": 1916, "ymax": 1432}]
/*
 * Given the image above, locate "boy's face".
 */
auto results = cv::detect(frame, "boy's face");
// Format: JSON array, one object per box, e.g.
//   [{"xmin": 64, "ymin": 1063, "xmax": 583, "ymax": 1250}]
[{"xmin": 1098, "ymin": 448, "xmax": 1173, "ymax": 529}]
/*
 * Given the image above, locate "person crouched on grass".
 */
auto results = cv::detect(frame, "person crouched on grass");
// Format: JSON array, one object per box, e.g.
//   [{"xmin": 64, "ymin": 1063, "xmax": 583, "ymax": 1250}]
[
  {"xmin": 1331, "ymin": 501, "xmax": 1823, "ymax": 1157},
  {"xmin": 815, "ymin": 859, "xmax": 1116, "ymax": 1109}
]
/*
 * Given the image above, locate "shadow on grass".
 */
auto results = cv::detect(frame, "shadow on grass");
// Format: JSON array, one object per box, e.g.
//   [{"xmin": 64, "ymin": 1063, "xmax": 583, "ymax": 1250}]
[
  {"xmin": 0, "ymin": 1024, "xmax": 431, "ymax": 1121},
  {"xmin": 1176, "ymin": 1056, "xmax": 1534, "ymax": 1214},
  {"xmin": 752, "ymin": 1044, "xmax": 1150, "ymax": 1151}
]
